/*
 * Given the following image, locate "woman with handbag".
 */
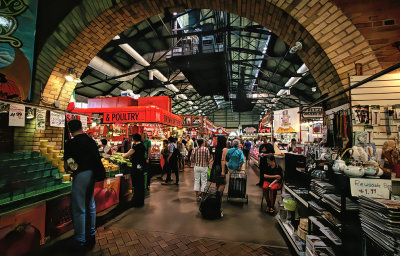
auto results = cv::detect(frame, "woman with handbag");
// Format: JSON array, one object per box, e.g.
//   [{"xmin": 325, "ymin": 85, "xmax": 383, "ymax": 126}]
[{"xmin": 123, "ymin": 133, "xmax": 146, "ymax": 207}]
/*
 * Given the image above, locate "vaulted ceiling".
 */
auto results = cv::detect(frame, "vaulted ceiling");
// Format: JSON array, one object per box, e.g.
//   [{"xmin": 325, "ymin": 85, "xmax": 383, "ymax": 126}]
[{"xmin": 74, "ymin": 9, "xmax": 320, "ymax": 120}]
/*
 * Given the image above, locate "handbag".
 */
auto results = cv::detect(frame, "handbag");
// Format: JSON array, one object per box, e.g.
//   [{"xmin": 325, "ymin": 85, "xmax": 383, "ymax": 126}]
[{"xmin": 207, "ymin": 167, "xmax": 212, "ymax": 180}]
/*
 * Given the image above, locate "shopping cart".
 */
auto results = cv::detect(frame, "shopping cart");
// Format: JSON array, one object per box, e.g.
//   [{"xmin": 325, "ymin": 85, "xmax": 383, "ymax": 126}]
[{"xmin": 227, "ymin": 171, "xmax": 248, "ymax": 203}]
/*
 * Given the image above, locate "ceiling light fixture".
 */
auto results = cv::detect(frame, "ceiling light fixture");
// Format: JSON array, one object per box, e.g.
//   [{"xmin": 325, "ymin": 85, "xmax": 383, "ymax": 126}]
[
  {"xmin": 312, "ymin": 87, "xmax": 317, "ymax": 92},
  {"xmin": 289, "ymin": 41, "xmax": 302, "ymax": 54},
  {"xmin": 0, "ymin": 103, "xmax": 8, "ymax": 113},
  {"xmin": 26, "ymin": 108, "xmax": 35, "ymax": 119},
  {"xmin": 178, "ymin": 94, "xmax": 188, "ymax": 100},
  {"xmin": 65, "ymin": 68, "xmax": 82, "ymax": 83}
]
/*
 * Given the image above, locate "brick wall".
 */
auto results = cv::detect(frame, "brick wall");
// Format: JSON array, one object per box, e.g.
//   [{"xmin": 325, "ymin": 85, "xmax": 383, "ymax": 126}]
[
  {"xmin": 334, "ymin": 0, "xmax": 400, "ymax": 71},
  {"xmin": 13, "ymin": 112, "xmax": 64, "ymax": 152},
  {"xmin": 36, "ymin": 0, "xmax": 388, "ymax": 110}
]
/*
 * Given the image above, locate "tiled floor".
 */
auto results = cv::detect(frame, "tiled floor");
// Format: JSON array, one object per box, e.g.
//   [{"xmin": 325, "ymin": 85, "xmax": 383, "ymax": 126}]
[
  {"xmin": 32, "ymin": 160, "xmax": 291, "ymax": 255},
  {"xmin": 88, "ymin": 226, "xmax": 290, "ymax": 256}
]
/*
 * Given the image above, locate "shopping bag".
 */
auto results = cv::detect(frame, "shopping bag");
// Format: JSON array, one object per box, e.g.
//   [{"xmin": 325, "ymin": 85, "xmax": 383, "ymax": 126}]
[{"xmin": 207, "ymin": 167, "xmax": 212, "ymax": 180}]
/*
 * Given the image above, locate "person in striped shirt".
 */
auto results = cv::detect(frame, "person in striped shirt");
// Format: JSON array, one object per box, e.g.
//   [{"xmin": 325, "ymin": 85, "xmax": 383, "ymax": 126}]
[{"xmin": 191, "ymin": 139, "xmax": 211, "ymax": 201}]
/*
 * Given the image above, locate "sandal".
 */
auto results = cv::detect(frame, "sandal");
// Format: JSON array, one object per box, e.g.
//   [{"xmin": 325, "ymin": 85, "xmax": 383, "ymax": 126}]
[{"xmin": 269, "ymin": 208, "xmax": 275, "ymax": 214}]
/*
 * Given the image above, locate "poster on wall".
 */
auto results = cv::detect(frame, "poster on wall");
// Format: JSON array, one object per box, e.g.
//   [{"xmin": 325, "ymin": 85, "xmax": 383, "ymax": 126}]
[
  {"xmin": 0, "ymin": 202, "xmax": 46, "ymax": 254},
  {"xmin": 9, "ymin": 103, "xmax": 25, "ymax": 126},
  {"xmin": 36, "ymin": 109, "xmax": 46, "ymax": 130},
  {"xmin": 0, "ymin": 0, "xmax": 39, "ymax": 101},
  {"xmin": 273, "ymin": 107, "xmax": 300, "ymax": 133},
  {"xmin": 50, "ymin": 111, "xmax": 65, "ymax": 128}
]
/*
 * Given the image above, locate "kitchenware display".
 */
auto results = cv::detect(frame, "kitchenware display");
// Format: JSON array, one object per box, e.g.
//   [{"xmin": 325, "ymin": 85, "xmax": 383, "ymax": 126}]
[
  {"xmin": 344, "ymin": 165, "xmax": 365, "ymax": 177},
  {"xmin": 332, "ymin": 159, "xmax": 346, "ymax": 173}
]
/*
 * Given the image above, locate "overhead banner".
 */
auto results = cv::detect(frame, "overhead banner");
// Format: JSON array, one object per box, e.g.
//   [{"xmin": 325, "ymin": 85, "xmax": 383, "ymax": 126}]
[
  {"xmin": 9, "ymin": 103, "xmax": 25, "ymax": 126},
  {"xmin": 0, "ymin": 0, "xmax": 39, "ymax": 101},
  {"xmin": 50, "ymin": 111, "xmax": 65, "ymax": 128},
  {"xmin": 36, "ymin": 109, "xmax": 46, "ymax": 130},
  {"xmin": 273, "ymin": 107, "xmax": 300, "ymax": 133}
]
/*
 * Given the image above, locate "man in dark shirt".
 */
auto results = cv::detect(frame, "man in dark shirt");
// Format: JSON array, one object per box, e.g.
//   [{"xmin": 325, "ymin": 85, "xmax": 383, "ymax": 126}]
[
  {"xmin": 243, "ymin": 140, "xmax": 251, "ymax": 165},
  {"xmin": 262, "ymin": 155, "xmax": 282, "ymax": 214},
  {"xmin": 257, "ymin": 136, "xmax": 275, "ymax": 187},
  {"xmin": 123, "ymin": 133, "xmax": 146, "ymax": 207},
  {"xmin": 64, "ymin": 120, "xmax": 105, "ymax": 251}
]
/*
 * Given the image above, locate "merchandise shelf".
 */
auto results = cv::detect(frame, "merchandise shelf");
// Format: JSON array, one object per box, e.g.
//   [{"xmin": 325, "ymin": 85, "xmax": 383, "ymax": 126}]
[
  {"xmin": 284, "ymin": 184, "xmax": 309, "ymax": 208},
  {"xmin": 276, "ymin": 215, "xmax": 305, "ymax": 256}
]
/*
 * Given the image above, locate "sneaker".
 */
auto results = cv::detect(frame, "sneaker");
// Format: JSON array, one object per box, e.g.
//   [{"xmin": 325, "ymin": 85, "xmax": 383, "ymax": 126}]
[{"xmin": 220, "ymin": 210, "xmax": 224, "ymax": 217}]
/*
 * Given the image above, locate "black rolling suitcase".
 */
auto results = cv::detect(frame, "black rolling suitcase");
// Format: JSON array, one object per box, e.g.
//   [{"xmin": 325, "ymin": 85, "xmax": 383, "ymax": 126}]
[
  {"xmin": 227, "ymin": 171, "xmax": 248, "ymax": 203},
  {"xmin": 199, "ymin": 183, "xmax": 222, "ymax": 219}
]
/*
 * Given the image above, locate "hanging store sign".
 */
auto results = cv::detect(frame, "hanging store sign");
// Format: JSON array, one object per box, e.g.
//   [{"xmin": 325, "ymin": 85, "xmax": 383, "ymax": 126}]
[
  {"xmin": 302, "ymin": 107, "xmax": 323, "ymax": 119},
  {"xmin": 242, "ymin": 125, "xmax": 258, "ymax": 134},
  {"xmin": 103, "ymin": 112, "xmax": 144, "ymax": 123},
  {"xmin": 350, "ymin": 178, "xmax": 391, "ymax": 199},
  {"xmin": 274, "ymin": 107, "xmax": 300, "ymax": 133},
  {"xmin": 50, "ymin": 111, "xmax": 65, "ymax": 127},
  {"xmin": 8, "ymin": 103, "xmax": 25, "ymax": 126},
  {"xmin": 36, "ymin": 109, "xmax": 46, "ymax": 130}
]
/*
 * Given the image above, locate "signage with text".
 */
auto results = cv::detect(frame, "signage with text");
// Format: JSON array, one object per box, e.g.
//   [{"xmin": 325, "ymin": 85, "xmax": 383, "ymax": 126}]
[
  {"xmin": 350, "ymin": 178, "xmax": 391, "ymax": 199},
  {"xmin": 103, "ymin": 112, "xmax": 144, "ymax": 123}
]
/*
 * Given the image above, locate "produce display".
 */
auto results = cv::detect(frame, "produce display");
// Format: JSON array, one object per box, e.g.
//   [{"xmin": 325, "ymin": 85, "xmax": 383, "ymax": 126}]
[
  {"xmin": 0, "ymin": 151, "xmax": 70, "ymax": 210},
  {"xmin": 106, "ymin": 152, "xmax": 132, "ymax": 174}
]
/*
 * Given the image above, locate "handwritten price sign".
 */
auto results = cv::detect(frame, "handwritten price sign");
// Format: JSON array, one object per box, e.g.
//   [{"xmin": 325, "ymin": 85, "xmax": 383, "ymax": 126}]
[
  {"xmin": 9, "ymin": 103, "xmax": 25, "ymax": 127},
  {"xmin": 350, "ymin": 178, "xmax": 391, "ymax": 199}
]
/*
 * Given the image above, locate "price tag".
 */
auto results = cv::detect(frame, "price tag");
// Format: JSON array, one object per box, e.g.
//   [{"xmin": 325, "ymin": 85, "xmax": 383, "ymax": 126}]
[{"xmin": 350, "ymin": 178, "xmax": 391, "ymax": 199}]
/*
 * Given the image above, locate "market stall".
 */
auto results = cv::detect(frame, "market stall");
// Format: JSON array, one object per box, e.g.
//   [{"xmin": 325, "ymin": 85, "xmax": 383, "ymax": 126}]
[
  {"xmin": 181, "ymin": 115, "xmax": 217, "ymax": 140},
  {"xmin": 73, "ymin": 96, "xmax": 182, "ymax": 182},
  {"xmin": 274, "ymin": 75, "xmax": 400, "ymax": 256}
]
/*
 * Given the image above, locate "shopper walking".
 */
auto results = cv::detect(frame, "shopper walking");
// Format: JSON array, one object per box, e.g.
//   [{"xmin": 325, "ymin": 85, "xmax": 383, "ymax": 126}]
[
  {"xmin": 226, "ymin": 139, "xmax": 245, "ymax": 172},
  {"xmin": 162, "ymin": 137, "xmax": 179, "ymax": 185},
  {"xmin": 123, "ymin": 133, "xmax": 146, "ymax": 207},
  {"xmin": 262, "ymin": 155, "xmax": 282, "ymax": 214},
  {"xmin": 64, "ymin": 120, "xmax": 105, "ymax": 251},
  {"xmin": 211, "ymin": 136, "xmax": 228, "ymax": 203},
  {"xmin": 243, "ymin": 139, "xmax": 251, "ymax": 165},
  {"xmin": 187, "ymin": 136, "xmax": 194, "ymax": 167},
  {"xmin": 178, "ymin": 141, "xmax": 186, "ymax": 171},
  {"xmin": 142, "ymin": 132, "xmax": 152, "ymax": 188},
  {"xmin": 158, "ymin": 140, "xmax": 169, "ymax": 180},
  {"xmin": 257, "ymin": 136, "xmax": 275, "ymax": 187},
  {"xmin": 191, "ymin": 139, "xmax": 211, "ymax": 201}
]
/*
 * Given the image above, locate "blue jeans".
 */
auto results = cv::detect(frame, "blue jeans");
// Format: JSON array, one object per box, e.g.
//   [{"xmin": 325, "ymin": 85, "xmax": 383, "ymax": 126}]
[{"xmin": 71, "ymin": 170, "xmax": 96, "ymax": 243}]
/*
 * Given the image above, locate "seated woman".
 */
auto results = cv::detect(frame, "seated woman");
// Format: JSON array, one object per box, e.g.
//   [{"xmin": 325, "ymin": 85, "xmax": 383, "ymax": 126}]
[{"xmin": 263, "ymin": 155, "xmax": 282, "ymax": 214}]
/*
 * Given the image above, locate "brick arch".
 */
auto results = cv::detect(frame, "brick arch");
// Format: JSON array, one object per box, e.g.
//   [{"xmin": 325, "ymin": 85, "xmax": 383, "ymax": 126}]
[{"xmin": 37, "ymin": 0, "xmax": 381, "ymax": 110}]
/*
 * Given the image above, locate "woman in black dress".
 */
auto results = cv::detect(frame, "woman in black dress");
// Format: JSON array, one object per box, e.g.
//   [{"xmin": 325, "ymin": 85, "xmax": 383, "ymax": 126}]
[
  {"xmin": 212, "ymin": 136, "xmax": 228, "ymax": 199},
  {"xmin": 123, "ymin": 133, "xmax": 146, "ymax": 207}
]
